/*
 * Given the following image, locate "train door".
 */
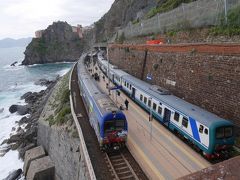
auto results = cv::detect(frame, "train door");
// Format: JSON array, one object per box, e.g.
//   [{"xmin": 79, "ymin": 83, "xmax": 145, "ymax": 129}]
[
  {"xmin": 163, "ymin": 108, "xmax": 171, "ymax": 126},
  {"xmin": 112, "ymin": 74, "xmax": 114, "ymax": 83},
  {"xmin": 131, "ymin": 87, "xmax": 136, "ymax": 100}
]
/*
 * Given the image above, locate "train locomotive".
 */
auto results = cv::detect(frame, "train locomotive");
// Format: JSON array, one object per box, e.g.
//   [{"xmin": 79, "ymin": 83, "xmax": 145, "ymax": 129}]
[
  {"xmin": 77, "ymin": 54, "xmax": 128, "ymax": 151},
  {"xmin": 97, "ymin": 52, "xmax": 235, "ymax": 159}
]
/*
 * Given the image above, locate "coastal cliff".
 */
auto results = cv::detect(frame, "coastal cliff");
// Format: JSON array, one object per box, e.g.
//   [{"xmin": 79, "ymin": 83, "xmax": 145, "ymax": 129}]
[
  {"xmin": 94, "ymin": 0, "xmax": 157, "ymax": 42},
  {"xmin": 22, "ymin": 21, "xmax": 84, "ymax": 65}
]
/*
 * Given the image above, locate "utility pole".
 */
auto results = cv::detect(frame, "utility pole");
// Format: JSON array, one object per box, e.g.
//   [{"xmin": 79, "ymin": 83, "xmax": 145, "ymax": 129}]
[
  {"xmin": 107, "ymin": 46, "xmax": 110, "ymax": 95},
  {"xmin": 224, "ymin": 0, "xmax": 228, "ymax": 24},
  {"xmin": 149, "ymin": 97, "xmax": 153, "ymax": 141}
]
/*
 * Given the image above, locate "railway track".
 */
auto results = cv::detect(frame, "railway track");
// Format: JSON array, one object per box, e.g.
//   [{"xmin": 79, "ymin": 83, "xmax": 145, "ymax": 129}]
[{"xmin": 105, "ymin": 151, "xmax": 140, "ymax": 180}]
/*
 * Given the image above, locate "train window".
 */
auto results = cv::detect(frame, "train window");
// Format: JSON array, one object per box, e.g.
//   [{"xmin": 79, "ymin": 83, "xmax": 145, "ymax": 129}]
[
  {"xmin": 216, "ymin": 128, "xmax": 224, "ymax": 139},
  {"xmin": 140, "ymin": 94, "xmax": 143, "ymax": 101},
  {"xmin": 127, "ymin": 83, "xmax": 129, "ymax": 88},
  {"xmin": 182, "ymin": 117, "xmax": 188, "ymax": 128},
  {"xmin": 104, "ymin": 120, "xmax": 125, "ymax": 133},
  {"xmin": 225, "ymin": 127, "xmax": 233, "ymax": 138},
  {"xmin": 174, "ymin": 112, "xmax": 179, "ymax": 122},
  {"xmin": 148, "ymin": 99, "xmax": 152, "ymax": 107},
  {"xmin": 204, "ymin": 128, "xmax": 208, "ymax": 135},
  {"xmin": 124, "ymin": 81, "xmax": 126, "ymax": 86},
  {"xmin": 144, "ymin": 97, "xmax": 147, "ymax": 104},
  {"xmin": 158, "ymin": 106, "xmax": 162, "ymax": 115},
  {"xmin": 104, "ymin": 121, "xmax": 115, "ymax": 133},
  {"xmin": 116, "ymin": 120, "xmax": 125, "ymax": 130},
  {"xmin": 199, "ymin": 125, "xmax": 204, "ymax": 133},
  {"xmin": 130, "ymin": 84, "xmax": 132, "ymax": 90},
  {"xmin": 153, "ymin": 103, "xmax": 157, "ymax": 111}
]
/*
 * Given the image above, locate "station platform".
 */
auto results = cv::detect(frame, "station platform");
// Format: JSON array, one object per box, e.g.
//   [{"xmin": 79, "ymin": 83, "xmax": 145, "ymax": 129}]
[{"xmin": 93, "ymin": 67, "xmax": 210, "ymax": 179}]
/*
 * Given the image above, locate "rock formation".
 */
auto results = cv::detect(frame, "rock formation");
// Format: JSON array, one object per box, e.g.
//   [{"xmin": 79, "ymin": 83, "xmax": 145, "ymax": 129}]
[
  {"xmin": 94, "ymin": 0, "xmax": 157, "ymax": 42},
  {"xmin": 22, "ymin": 21, "xmax": 84, "ymax": 65}
]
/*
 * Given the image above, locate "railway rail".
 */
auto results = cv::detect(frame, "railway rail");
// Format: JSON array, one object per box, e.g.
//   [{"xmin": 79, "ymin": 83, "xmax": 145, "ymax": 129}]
[{"xmin": 105, "ymin": 151, "xmax": 140, "ymax": 180}]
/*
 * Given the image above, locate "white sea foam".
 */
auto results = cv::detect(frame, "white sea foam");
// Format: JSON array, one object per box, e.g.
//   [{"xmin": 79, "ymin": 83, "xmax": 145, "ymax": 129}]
[
  {"xmin": 3, "ymin": 63, "xmax": 24, "ymax": 71},
  {"xmin": 0, "ymin": 150, "xmax": 23, "ymax": 180},
  {"xmin": 0, "ymin": 82, "xmax": 46, "ymax": 177},
  {"xmin": 0, "ymin": 47, "xmax": 74, "ymax": 177},
  {"xmin": 57, "ymin": 68, "xmax": 71, "ymax": 77}
]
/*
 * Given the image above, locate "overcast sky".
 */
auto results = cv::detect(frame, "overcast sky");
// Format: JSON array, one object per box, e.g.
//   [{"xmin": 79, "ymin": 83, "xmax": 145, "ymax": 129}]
[{"xmin": 0, "ymin": 0, "xmax": 115, "ymax": 39}]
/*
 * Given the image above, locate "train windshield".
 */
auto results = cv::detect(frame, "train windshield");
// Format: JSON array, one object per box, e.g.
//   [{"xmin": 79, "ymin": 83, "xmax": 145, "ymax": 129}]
[
  {"xmin": 216, "ymin": 126, "xmax": 233, "ymax": 139},
  {"xmin": 104, "ymin": 120, "xmax": 125, "ymax": 134}
]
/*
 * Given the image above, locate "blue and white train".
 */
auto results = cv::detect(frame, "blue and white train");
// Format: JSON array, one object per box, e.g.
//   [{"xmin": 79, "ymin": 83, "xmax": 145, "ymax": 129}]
[
  {"xmin": 77, "ymin": 54, "xmax": 128, "ymax": 151},
  {"xmin": 97, "ymin": 54, "xmax": 235, "ymax": 159}
]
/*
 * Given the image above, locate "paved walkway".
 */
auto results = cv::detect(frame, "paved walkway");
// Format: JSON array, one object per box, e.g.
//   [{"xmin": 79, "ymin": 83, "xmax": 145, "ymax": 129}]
[{"xmin": 93, "ymin": 66, "xmax": 210, "ymax": 180}]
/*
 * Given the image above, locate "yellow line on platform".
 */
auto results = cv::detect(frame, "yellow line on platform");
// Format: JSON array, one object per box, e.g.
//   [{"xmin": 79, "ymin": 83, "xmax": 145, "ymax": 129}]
[
  {"xmin": 128, "ymin": 101, "xmax": 207, "ymax": 169},
  {"xmin": 127, "ymin": 136, "xmax": 165, "ymax": 180}
]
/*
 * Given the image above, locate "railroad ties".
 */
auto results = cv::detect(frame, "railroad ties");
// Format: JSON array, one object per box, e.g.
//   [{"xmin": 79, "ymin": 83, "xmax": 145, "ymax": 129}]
[{"xmin": 105, "ymin": 152, "xmax": 139, "ymax": 180}]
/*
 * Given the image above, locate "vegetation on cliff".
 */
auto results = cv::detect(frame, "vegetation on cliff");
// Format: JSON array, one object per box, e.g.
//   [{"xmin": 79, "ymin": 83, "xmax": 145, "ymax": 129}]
[
  {"xmin": 146, "ymin": 0, "xmax": 197, "ymax": 18},
  {"xmin": 43, "ymin": 72, "xmax": 78, "ymax": 138},
  {"xmin": 209, "ymin": 5, "xmax": 240, "ymax": 36},
  {"xmin": 94, "ymin": 0, "xmax": 157, "ymax": 43},
  {"xmin": 22, "ymin": 21, "xmax": 84, "ymax": 65}
]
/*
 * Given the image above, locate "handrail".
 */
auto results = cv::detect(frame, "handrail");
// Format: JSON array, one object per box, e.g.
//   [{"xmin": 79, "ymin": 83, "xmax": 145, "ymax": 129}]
[{"xmin": 69, "ymin": 61, "xmax": 97, "ymax": 180}]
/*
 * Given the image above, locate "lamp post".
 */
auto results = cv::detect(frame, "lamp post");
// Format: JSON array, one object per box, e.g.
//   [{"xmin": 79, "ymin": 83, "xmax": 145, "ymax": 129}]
[
  {"xmin": 106, "ymin": 46, "xmax": 110, "ymax": 95},
  {"xmin": 224, "ymin": 0, "xmax": 228, "ymax": 24},
  {"xmin": 149, "ymin": 97, "xmax": 153, "ymax": 141}
]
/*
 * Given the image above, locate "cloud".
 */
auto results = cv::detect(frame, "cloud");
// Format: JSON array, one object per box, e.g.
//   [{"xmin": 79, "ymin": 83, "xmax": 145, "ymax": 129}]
[{"xmin": 0, "ymin": 0, "xmax": 114, "ymax": 39}]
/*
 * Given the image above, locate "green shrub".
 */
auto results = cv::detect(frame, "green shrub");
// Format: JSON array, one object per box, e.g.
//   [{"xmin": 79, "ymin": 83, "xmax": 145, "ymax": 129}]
[
  {"xmin": 132, "ymin": 18, "xmax": 140, "ymax": 25},
  {"xmin": 117, "ymin": 32, "xmax": 125, "ymax": 44},
  {"xmin": 46, "ymin": 115, "xmax": 55, "ymax": 126},
  {"xmin": 61, "ymin": 89, "xmax": 70, "ymax": 104},
  {"xmin": 209, "ymin": 5, "xmax": 240, "ymax": 36},
  {"xmin": 56, "ymin": 106, "xmax": 71, "ymax": 125},
  {"xmin": 146, "ymin": 0, "xmax": 196, "ymax": 19},
  {"xmin": 34, "ymin": 39, "xmax": 47, "ymax": 54}
]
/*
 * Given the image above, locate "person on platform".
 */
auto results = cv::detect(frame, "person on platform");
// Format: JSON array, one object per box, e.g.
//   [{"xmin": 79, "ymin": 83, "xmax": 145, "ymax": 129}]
[{"xmin": 124, "ymin": 99, "xmax": 129, "ymax": 110}]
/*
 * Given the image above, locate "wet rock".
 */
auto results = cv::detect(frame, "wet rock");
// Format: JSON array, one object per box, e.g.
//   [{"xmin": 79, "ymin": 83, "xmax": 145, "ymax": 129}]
[
  {"xmin": 1, "ymin": 139, "xmax": 9, "ymax": 145},
  {"xmin": 10, "ymin": 61, "xmax": 18, "ymax": 67},
  {"xmin": 35, "ymin": 79, "xmax": 53, "ymax": 86},
  {"xmin": 9, "ymin": 105, "xmax": 29, "ymax": 115},
  {"xmin": 8, "ymin": 134, "xmax": 22, "ymax": 144},
  {"xmin": 16, "ymin": 127, "xmax": 22, "ymax": 132},
  {"xmin": 3, "ymin": 168, "xmax": 22, "ymax": 180},
  {"xmin": 0, "ymin": 146, "xmax": 11, "ymax": 157},
  {"xmin": 23, "ymin": 92, "xmax": 39, "ymax": 104},
  {"xmin": 18, "ymin": 116, "xmax": 29, "ymax": 125},
  {"xmin": 10, "ymin": 142, "xmax": 21, "ymax": 151},
  {"xmin": 17, "ymin": 105, "xmax": 30, "ymax": 115},
  {"xmin": 21, "ymin": 91, "xmax": 32, "ymax": 100},
  {"xmin": 9, "ymin": 105, "xmax": 18, "ymax": 113}
]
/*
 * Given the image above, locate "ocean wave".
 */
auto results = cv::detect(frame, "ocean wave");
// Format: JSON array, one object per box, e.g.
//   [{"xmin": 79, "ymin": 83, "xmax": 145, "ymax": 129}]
[
  {"xmin": 0, "ymin": 150, "xmax": 23, "ymax": 180},
  {"xmin": 27, "ymin": 61, "xmax": 74, "ymax": 67},
  {"xmin": 3, "ymin": 63, "xmax": 24, "ymax": 71},
  {"xmin": 57, "ymin": 68, "xmax": 71, "ymax": 77},
  {"xmin": 8, "ymin": 82, "xmax": 47, "ymax": 93}
]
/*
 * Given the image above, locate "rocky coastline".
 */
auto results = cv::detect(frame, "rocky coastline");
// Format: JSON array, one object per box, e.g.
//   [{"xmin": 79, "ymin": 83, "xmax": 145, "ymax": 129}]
[{"xmin": 1, "ymin": 78, "xmax": 58, "ymax": 179}]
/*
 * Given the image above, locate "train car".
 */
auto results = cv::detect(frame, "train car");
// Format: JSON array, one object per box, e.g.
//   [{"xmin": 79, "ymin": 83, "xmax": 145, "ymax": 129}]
[
  {"xmin": 97, "ymin": 57, "xmax": 235, "ymax": 159},
  {"xmin": 77, "ymin": 55, "xmax": 128, "ymax": 151}
]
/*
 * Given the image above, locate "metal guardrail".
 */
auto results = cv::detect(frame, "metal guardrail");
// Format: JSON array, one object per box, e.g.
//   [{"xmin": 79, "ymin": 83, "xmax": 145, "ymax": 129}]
[{"xmin": 69, "ymin": 62, "xmax": 97, "ymax": 180}]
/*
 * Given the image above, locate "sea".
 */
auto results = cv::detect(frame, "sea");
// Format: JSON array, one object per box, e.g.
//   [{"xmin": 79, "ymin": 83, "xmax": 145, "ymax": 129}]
[{"xmin": 0, "ymin": 46, "xmax": 73, "ymax": 179}]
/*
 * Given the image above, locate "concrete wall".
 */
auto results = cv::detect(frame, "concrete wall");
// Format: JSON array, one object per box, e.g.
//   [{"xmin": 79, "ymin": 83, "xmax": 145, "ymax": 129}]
[
  {"xmin": 108, "ymin": 44, "xmax": 240, "ymax": 129},
  {"xmin": 37, "ymin": 120, "xmax": 88, "ymax": 180}
]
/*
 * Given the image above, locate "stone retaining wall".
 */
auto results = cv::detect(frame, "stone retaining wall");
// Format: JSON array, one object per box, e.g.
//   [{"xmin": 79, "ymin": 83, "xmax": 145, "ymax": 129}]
[{"xmin": 108, "ymin": 44, "xmax": 240, "ymax": 128}]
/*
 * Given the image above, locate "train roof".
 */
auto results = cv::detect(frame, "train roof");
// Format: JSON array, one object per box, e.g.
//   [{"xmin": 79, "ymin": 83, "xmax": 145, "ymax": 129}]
[
  {"xmin": 100, "ymin": 59, "xmax": 232, "ymax": 127},
  {"xmin": 78, "ymin": 57, "xmax": 120, "ymax": 117},
  {"xmin": 124, "ymin": 74, "xmax": 231, "ymax": 127}
]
